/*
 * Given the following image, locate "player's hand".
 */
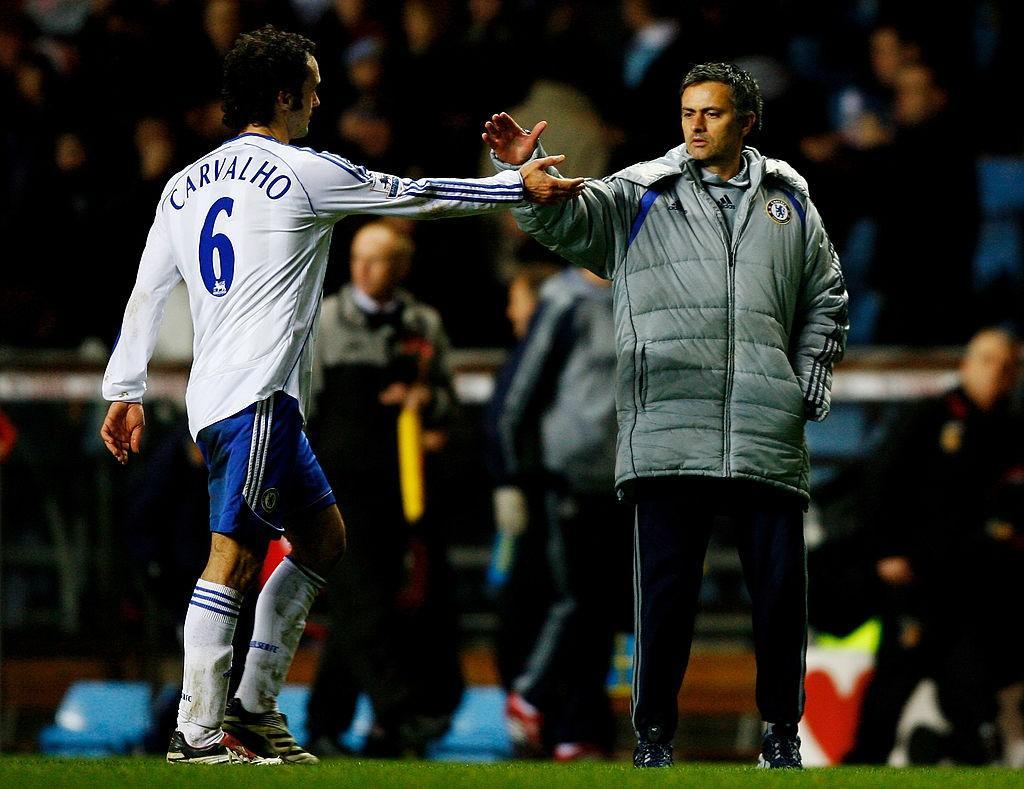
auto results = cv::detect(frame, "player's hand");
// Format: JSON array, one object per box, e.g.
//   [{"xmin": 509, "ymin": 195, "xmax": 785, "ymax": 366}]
[
  {"xmin": 482, "ymin": 112, "xmax": 546, "ymax": 166},
  {"xmin": 100, "ymin": 401, "xmax": 145, "ymax": 465},
  {"xmin": 521, "ymin": 155, "xmax": 585, "ymax": 204}
]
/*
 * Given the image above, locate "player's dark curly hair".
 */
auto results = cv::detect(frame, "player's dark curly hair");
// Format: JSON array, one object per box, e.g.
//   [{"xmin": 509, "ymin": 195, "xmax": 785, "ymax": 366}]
[
  {"xmin": 221, "ymin": 25, "xmax": 316, "ymax": 131},
  {"xmin": 680, "ymin": 62, "xmax": 764, "ymax": 132}
]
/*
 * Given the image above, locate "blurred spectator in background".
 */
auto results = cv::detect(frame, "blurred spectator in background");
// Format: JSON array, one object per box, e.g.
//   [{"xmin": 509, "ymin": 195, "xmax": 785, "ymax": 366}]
[
  {"xmin": 834, "ymin": 24, "xmax": 920, "ymax": 150},
  {"xmin": 3, "ymin": 0, "xmax": 1020, "ymax": 355},
  {"xmin": 607, "ymin": 0, "xmax": 685, "ymax": 168},
  {"xmin": 862, "ymin": 60, "xmax": 978, "ymax": 345},
  {"xmin": 306, "ymin": 221, "xmax": 460, "ymax": 757},
  {"xmin": 334, "ymin": 37, "xmax": 400, "ymax": 173},
  {"xmin": 485, "ymin": 258, "xmax": 560, "ymax": 695},
  {"xmin": 488, "ymin": 262, "xmax": 629, "ymax": 760},
  {"xmin": 847, "ymin": 328, "xmax": 1024, "ymax": 764}
]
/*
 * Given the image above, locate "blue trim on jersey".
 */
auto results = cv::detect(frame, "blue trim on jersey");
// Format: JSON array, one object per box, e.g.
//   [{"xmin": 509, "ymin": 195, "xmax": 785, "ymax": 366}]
[
  {"xmin": 424, "ymin": 178, "xmax": 524, "ymax": 192},
  {"xmin": 417, "ymin": 192, "xmax": 522, "ymax": 204},
  {"xmin": 777, "ymin": 187, "xmax": 807, "ymax": 232},
  {"xmin": 405, "ymin": 181, "xmax": 522, "ymax": 203},
  {"xmin": 308, "ymin": 151, "xmax": 372, "ymax": 183},
  {"xmin": 416, "ymin": 186, "xmax": 522, "ymax": 199},
  {"xmin": 406, "ymin": 178, "xmax": 521, "ymax": 194}
]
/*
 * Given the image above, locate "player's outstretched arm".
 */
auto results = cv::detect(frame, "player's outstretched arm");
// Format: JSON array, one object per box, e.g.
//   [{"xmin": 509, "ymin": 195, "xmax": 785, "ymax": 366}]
[{"xmin": 100, "ymin": 401, "xmax": 145, "ymax": 465}]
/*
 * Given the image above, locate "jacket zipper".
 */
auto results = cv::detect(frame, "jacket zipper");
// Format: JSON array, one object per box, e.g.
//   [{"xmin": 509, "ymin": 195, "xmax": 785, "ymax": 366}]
[
  {"xmin": 723, "ymin": 199, "xmax": 756, "ymax": 478},
  {"xmin": 724, "ymin": 240, "xmax": 736, "ymax": 477},
  {"xmin": 694, "ymin": 180, "xmax": 739, "ymax": 478}
]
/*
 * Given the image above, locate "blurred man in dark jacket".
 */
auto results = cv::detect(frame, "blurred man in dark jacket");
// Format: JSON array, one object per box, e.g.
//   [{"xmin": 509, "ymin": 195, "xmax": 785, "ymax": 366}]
[
  {"xmin": 488, "ymin": 266, "xmax": 631, "ymax": 759},
  {"xmin": 848, "ymin": 328, "xmax": 1024, "ymax": 764},
  {"xmin": 305, "ymin": 220, "xmax": 459, "ymax": 756}
]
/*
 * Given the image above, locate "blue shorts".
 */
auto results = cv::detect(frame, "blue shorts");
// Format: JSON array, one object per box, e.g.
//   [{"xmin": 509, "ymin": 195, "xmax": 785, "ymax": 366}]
[{"xmin": 196, "ymin": 392, "xmax": 335, "ymax": 541}]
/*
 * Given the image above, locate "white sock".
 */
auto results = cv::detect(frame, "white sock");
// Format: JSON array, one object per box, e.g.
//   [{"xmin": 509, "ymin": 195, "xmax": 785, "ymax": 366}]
[
  {"xmin": 178, "ymin": 580, "xmax": 243, "ymax": 747},
  {"xmin": 235, "ymin": 557, "xmax": 325, "ymax": 714}
]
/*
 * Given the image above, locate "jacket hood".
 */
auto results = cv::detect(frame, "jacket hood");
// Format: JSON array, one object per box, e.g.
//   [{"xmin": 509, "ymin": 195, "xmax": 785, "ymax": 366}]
[{"xmin": 612, "ymin": 144, "xmax": 810, "ymax": 198}]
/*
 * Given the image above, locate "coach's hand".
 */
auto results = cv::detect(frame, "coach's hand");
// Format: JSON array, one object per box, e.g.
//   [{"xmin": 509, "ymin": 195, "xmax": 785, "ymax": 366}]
[
  {"xmin": 483, "ymin": 112, "xmax": 544, "ymax": 166},
  {"xmin": 100, "ymin": 401, "xmax": 145, "ymax": 465},
  {"xmin": 521, "ymin": 155, "xmax": 585, "ymax": 204}
]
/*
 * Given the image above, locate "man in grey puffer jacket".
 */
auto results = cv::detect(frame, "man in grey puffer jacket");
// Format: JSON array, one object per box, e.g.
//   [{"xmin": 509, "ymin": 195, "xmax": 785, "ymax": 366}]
[{"xmin": 484, "ymin": 62, "xmax": 848, "ymax": 769}]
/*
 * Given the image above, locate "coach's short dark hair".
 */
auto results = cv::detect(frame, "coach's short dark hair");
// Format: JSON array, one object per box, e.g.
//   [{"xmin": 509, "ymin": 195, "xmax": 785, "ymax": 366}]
[
  {"xmin": 680, "ymin": 62, "xmax": 764, "ymax": 132},
  {"xmin": 222, "ymin": 25, "xmax": 316, "ymax": 130}
]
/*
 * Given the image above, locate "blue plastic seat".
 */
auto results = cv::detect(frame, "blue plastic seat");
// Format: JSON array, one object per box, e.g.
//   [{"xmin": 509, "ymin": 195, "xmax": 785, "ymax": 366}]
[
  {"xmin": 977, "ymin": 158, "xmax": 1024, "ymax": 216},
  {"xmin": 277, "ymin": 684, "xmax": 510, "ymax": 761},
  {"xmin": 974, "ymin": 219, "xmax": 1023, "ymax": 289},
  {"xmin": 39, "ymin": 681, "xmax": 152, "ymax": 756},
  {"xmin": 426, "ymin": 687, "xmax": 511, "ymax": 761}
]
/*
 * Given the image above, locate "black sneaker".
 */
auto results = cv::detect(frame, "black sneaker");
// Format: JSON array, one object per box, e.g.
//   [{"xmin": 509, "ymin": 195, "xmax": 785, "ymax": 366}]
[
  {"xmin": 166, "ymin": 729, "xmax": 282, "ymax": 765},
  {"xmin": 633, "ymin": 741, "xmax": 673, "ymax": 768},
  {"xmin": 758, "ymin": 724, "xmax": 803, "ymax": 769},
  {"xmin": 223, "ymin": 697, "xmax": 319, "ymax": 764}
]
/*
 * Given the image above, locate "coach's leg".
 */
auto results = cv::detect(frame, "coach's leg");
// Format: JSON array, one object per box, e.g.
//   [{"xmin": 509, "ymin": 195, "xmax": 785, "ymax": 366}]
[
  {"xmin": 178, "ymin": 533, "xmax": 267, "ymax": 747},
  {"xmin": 234, "ymin": 504, "xmax": 346, "ymax": 714},
  {"xmin": 632, "ymin": 484, "xmax": 714, "ymax": 745},
  {"xmin": 735, "ymin": 496, "xmax": 807, "ymax": 727}
]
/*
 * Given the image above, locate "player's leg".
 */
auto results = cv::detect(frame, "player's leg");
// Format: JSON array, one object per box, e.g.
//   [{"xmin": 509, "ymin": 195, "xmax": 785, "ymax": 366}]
[
  {"xmin": 233, "ymin": 503, "xmax": 345, "ymax": 718},
  {"xmin": 227, "ymin": 404, "xmax": 345, "ymax": 763},
  {"xmin": 170, "ymin": 397, "xmax": 285, "ymax": 764},
  {"xmin": 734, "ymin": 494, "xmax": 807, "ymax": 768},
  {"xmin": 170, "ymin": 532, "xmax": 277, "ymax": 764}
]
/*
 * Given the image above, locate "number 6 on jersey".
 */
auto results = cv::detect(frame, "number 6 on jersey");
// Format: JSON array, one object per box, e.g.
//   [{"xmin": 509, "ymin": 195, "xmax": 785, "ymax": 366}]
[{"xmin": 200, "ymin": 197, "xmax": 235, "ymax": 297}]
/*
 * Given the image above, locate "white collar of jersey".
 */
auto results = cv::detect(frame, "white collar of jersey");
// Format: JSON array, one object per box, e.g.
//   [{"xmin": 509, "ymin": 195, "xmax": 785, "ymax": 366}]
[{"xmin": 352, "ymin": 285, "xmax": 399, "ymax": 315}]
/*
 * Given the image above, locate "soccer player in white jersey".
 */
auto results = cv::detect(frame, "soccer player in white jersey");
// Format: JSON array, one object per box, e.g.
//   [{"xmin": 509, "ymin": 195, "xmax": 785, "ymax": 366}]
[{"xmin": 99, "ymin": 25, "xmax": 583, "ymax": 766}]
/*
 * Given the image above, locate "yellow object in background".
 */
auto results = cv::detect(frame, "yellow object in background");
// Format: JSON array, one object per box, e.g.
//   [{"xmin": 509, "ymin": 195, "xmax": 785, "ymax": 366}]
[
  {"xmin": 398, "ymin": 406, "xmax": 425, "ymax": 524},
  {"xmin": 815, "ymin": 618, "xmax": 882, "ymax": 655}
]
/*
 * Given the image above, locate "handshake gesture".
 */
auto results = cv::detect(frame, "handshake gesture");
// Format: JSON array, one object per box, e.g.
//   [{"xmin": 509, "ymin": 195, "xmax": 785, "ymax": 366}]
[{"xmin": 483, "ymin": 112, "xmax": 585, "ymax": 205}]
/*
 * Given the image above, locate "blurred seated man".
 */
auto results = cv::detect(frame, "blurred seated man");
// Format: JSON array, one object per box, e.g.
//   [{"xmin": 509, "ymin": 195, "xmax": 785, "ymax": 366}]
[
  {"xmin": 305, "ymin": 220, "xmax": 458, "ymax": 756},
  {"xmin": 847, "ymin": 328, "xmax": 1024, "ymax": 764}
]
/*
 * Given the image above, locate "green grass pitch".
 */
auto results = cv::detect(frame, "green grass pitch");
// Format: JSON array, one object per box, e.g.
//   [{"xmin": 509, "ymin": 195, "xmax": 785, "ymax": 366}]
[{"xmin": 1, "ymin": 758, "xmax": 1021, "ymax": 788}]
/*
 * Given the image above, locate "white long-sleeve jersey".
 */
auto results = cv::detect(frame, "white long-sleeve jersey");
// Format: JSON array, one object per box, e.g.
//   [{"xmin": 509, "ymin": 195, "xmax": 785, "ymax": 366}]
[{"xmin": 102, "ymin": 132, "xmax": 524, "ymax": 438}]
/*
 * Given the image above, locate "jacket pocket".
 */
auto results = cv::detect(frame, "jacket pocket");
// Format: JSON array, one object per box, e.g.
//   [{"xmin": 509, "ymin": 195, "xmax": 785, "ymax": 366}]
[{"xmin": 638, "ymin": 343, "xmax": 649, "ymax": 409}]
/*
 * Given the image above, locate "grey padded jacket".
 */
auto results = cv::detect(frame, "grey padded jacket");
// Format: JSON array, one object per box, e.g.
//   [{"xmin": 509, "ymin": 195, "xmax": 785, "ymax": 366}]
[{"xmin": 497, "ymin": 143, "xmax": 849, "ymax": 500}]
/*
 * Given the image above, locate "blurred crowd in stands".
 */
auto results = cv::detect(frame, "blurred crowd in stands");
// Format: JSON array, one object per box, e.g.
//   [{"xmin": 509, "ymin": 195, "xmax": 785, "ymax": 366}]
[{"xmin": 2, "ymin": 0, "xmax": 1023, "ymax": 351}]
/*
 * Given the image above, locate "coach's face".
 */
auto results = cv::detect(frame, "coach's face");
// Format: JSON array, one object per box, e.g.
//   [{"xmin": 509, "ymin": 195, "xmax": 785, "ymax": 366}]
[
  {"xmin": 286, "ymin": 55, "xmax": 321, "ymax": 140},
  {"xmin": 681, "ymin": 81, "xmax": 754, "ymax": 173}
]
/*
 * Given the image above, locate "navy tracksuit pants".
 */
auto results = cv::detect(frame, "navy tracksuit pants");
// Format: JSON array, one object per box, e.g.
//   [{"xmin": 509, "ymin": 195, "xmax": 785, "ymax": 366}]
[{"xmin": 630, "ymin": 478, "xmax": 808, "ymax": 743}]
